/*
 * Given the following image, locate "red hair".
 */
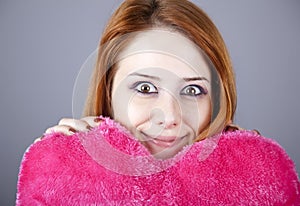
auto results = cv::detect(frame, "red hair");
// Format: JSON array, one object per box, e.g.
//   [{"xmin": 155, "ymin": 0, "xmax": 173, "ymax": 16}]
[{"xmin": 84, "ymin": 0, "xmax": 236, "ymax": 141}]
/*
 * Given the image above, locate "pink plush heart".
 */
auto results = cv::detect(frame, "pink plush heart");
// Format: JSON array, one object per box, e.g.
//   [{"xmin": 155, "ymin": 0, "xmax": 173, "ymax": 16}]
[{"xmin": 16, "ymin": 117, "xmax": 300, "ymax": 205}]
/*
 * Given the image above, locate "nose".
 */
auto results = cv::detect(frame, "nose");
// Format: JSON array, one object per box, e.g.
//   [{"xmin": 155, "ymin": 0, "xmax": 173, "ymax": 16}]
[{"xmin": 151, "ymin": 92, "xmax": 181, "ymax": 129}]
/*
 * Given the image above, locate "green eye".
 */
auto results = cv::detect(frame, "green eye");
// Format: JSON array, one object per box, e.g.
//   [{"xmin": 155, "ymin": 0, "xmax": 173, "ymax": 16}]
[{"xmin": 180, "ymin": 85, "xmax": 207, "ymax": 96}]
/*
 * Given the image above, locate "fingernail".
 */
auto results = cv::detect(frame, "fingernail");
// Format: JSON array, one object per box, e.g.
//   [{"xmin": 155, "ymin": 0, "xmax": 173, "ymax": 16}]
[
  {"xmin": 68, "ymin": 128, "xmax": 77, "ymax": 134},
  {"xmin": 224, "ymin": 125, "xmax": 239, "ymax": 132},
  {"xmin": 253, "ymin": 129, "xmax": 261, "ymax": 135},
  {"xmin": 86, "ymin": 125, "xmax": 92, "ymax": 130},
  {"xmin": 94, "ymin": 117, "xmax": 103, "ymax": 123},
  {"xmin": 34, "ymin": 135, "xmax": 44, "ymax": 143}
]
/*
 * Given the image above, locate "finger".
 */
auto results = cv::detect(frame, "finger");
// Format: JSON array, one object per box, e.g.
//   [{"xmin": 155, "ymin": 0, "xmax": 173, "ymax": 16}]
[
  {"xmin": 34, "ymin": 135, "xmax": 44, "ymax": 143},
  {"xmin": 252, "ymin": 129, "xmax": 261, "ymax": 135},
  {"xmin": 58, "ymin": 118, "xmax": 91, "ymax": 132},
  {"xmin": 80, "ymin": 116, "xmax": 103, "ymax": 128},
  {"xmin": 45, "ymin": 125, "xmax": 77, "ymax": 136},
  {"xmin": 224, "ymin": 124, "xmax": 244, "ymax": 132}
]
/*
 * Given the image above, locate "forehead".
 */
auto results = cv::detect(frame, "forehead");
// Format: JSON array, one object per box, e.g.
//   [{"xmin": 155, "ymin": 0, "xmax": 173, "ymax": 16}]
[{"xmin": 117, "ymin": 29, "xmax": 212, "ymax": 79}]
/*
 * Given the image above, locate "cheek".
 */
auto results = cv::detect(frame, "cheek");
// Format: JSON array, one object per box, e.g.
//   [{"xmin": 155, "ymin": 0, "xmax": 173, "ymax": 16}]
[
  {"xmin": 111, "ymin": 86, "xmax": 134, "ymax": 129},
  {"xmin": 127, "ymin": 98, "xmax": 152, "ymax": 129},
  {"xmin": 113, "ymin": 90, "xmax": 152, "ymax": 133},
  {"xmin": 182, "ymin": 97, "xmax": 212, "ymax": 135}
]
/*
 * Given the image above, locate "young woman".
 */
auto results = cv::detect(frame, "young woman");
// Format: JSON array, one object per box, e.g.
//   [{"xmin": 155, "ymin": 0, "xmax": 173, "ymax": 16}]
[
  {"xmin": 17, "ymin": 0, "xmax": 299, "ymax": 204},
  {"xmin": 44, "ymin": 0, "xmax": 237, "ymax": 158}
]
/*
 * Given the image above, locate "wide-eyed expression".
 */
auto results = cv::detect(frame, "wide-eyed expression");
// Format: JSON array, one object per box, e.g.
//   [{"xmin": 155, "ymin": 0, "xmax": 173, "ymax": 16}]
[{"xmin": 111, "ymin": 30, "xmax": 212, "ymax": 159}]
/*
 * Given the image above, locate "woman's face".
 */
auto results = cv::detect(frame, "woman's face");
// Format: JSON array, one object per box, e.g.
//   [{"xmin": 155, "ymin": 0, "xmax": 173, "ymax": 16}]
[{"xmin": 111, "ymin": 30, "xmax": 212, "ymax": 159}]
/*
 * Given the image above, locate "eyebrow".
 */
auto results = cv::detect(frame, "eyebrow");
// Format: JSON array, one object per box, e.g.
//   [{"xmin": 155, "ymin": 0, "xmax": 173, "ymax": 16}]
[
  {"xmin": 183, "ymin": 77, "xmax": 209, "ymax": 82},
  {"xmin": 128, "ymin": 72, "xmax": 160, "ymax": 80},
  {"xmin": 129, "ymin": 72, "xmax": 209, "ymax": 82}
]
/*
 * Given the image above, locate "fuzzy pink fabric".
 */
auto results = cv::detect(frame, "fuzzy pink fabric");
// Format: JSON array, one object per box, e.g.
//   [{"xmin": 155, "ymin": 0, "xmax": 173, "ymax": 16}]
[{"xmin": 16, "ymin": 117, "xmax": 300, "ymax": 205}]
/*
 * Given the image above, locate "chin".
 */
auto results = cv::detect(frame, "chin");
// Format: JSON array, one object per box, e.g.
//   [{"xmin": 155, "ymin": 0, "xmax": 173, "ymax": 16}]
[
  {"xmin": 147, "ymin": 140, "xmax": 190, "ymax": 160},
  {"xmin": 133, "ymin": 129, "xmax": 194, "ymax": 159},
  {"xmin": 152, "ymin": 150, "xmax": 179, "ymax": 160}
]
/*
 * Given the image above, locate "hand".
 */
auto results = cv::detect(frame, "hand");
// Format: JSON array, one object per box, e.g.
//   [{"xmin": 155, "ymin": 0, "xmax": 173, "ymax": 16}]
[
  {"xmin": 224, "ymin": 122, "xmax": 261, "ymax": 135},
  {"xmin": 34, "ymin": 116, "xmax": 103, "ymax": 143}
]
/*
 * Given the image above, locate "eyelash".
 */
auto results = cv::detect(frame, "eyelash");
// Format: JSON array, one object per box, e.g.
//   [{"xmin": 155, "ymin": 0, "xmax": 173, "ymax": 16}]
[
  {"xmin": 180, "ymin": 84, "xmax": 208, "ymax": 97},
  {"xmin": 131, "ymin": 81, "xmax": 207, "ymax": 97},
  {"xmin": 131, "ymin": 81, "xmax": 158, "ymax": 95}
]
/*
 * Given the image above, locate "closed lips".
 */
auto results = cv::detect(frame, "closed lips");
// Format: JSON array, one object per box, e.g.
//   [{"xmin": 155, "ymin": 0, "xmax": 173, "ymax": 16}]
[
  {"xmin": 141, "ymin": 132, "xmax": 184, "ymax": 148},
  {"xmin": 152, "ymin": 137, "xmax": 176, "ymax": 148}
]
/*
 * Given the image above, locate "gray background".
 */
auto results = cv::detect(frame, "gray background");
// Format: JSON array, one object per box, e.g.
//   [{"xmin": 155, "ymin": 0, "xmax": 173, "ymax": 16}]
[{"xmin": 1, "ymin": 0, "xmax": 299, "ymax": 205}]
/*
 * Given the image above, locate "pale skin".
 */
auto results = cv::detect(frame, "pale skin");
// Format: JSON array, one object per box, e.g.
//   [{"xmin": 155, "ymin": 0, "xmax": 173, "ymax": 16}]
[
  {"xmin": 40, "ymin": 29, "xmax": 249, "ymax": 159},
  {"xmin": 111, "ymin": 53, "xmax": 211, "ymax": 159}
]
